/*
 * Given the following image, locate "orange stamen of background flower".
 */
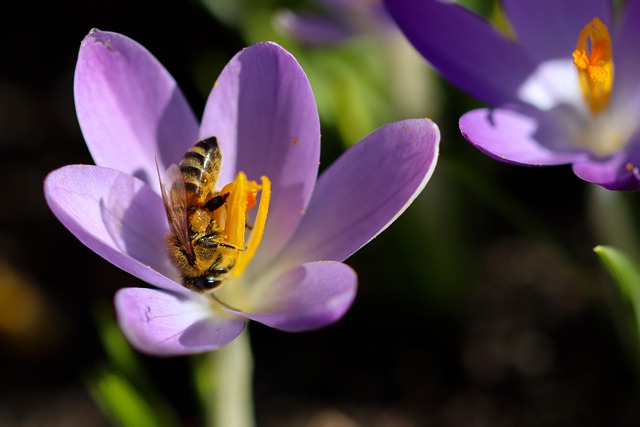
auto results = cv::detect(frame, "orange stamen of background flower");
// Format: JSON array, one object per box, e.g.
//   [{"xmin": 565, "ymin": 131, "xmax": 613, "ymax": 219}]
[{"xmin": 572, "ymin": 17, "xmax": 614, "ymax": 114}]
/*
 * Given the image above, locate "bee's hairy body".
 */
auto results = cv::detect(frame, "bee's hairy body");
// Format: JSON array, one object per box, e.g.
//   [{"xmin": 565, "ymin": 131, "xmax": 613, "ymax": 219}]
[{"xmin": 161, "ymin": 137, "xmax": 241, "ymax": 293}]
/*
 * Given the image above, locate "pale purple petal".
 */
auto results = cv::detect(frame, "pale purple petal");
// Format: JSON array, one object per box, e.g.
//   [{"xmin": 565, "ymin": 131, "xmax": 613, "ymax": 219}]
[
  {"xmin": 200, "ymin": 42, "xmax": 321, "ymax": 267},
  {"xmin": 459, "ymin": 108, "xmax": 587, "ymax": 166},
  {"xmin": 502, "ymin": 0, "xmax": 612, "ymax": 62},
  {"xmin": 75, "ymin": 29, "xmax": 198, "ymax": 192},
  {"xmin": 383, "ymin": 0, "xmax": 533, "ymax": 106},
  {"xmin": 275, "ymin": 10, "xmax": 356, "ymax": 45},
  {"xmin": 611, "ymin": 0, "xmax": 640, "ymax": 109},
  {"xmin": 280, "ymin": 119, "xmax": 439, "ymax": 265},
  {"xmin": 115, "ymin": 288, "xmax": 245, "ymax": 356},
  {"xmin": 232, "ymin": 261, "xmax": 356, "ymax": 332},
  {"xmin": 44, "ymin": 165, "xmax": 186, "ymax": 294},
  {"xmin": 573, "ymin": 132, "xmax": 640, "ymax": 191}
]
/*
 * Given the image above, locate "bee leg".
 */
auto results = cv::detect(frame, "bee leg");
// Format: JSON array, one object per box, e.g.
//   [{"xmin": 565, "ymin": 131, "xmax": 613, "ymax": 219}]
[
  {"xmin": 197, "ymin": 235, "xmax": 246, "ymax": 251},
  {"xmin": 205, "ymin": 193, "xmax": 229, "ymax": 211}
]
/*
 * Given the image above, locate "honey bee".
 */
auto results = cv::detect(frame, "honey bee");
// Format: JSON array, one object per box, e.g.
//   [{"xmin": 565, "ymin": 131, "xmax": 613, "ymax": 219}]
[{"xmin": 159, "ymin": 136, "xmax": 243, "ymax": 293}]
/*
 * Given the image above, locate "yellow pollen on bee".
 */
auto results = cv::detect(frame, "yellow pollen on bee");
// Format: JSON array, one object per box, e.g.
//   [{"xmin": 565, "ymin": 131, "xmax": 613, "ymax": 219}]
[
  {"xmin": 572, "ymin": 17, "xmax": 614, "ymax": 114},
  {"xmin": 190, "ymin": 208, "xmax": 211, "ymax": 233},
  {"xmin": 216, "ymin": 172, "xmax": 271, "ymax": 278}
]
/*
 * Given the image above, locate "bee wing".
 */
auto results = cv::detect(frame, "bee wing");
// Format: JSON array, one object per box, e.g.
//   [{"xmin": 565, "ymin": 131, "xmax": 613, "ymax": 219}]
[{"xmin": 157, "ymin": 161, "xmax": 193, "ymax": 256}]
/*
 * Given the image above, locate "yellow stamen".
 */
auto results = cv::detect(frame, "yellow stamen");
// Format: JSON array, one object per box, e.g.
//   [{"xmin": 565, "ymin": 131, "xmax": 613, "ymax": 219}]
[
  {"xmin": 233, "ymin": 176, "xmax": 270, "ymax": 277},
  {"xmin": 213, "ymin": 172, "xmax": 271, "ymax": 278},
  {"xmin": 572, "ymin": 17, "xmax": 614, "ymax": 114},
  {"xmin": 221, "ymin": 172, "xmax": 250, "ymax": 250}
]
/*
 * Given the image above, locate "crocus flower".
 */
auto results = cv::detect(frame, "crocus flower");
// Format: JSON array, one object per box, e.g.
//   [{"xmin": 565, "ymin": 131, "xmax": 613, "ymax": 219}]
[
  {"xmin": 43, "ymin": 29, "xmax": 440, "ymax": 355},
  {"xmin": 275, "ymin": 0, "xmax": 393, "ymax": 45},
  {"xmin": 385, "ymin": 0, "xmax": 640, "ymax": 190}
]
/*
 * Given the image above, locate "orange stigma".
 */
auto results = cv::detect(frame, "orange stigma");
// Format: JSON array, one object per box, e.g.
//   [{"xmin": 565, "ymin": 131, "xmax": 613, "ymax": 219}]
[{"xmin": 572, "ymin": 17, "xmax": 614, "ymax": 114}]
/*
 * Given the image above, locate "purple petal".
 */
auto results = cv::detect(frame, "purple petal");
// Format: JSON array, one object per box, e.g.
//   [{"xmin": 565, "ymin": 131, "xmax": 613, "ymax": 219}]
[
  {"xmin": 383, "ymin": 0, "xmax": 533, "ymax": 106},
  {"xmin": 280, "ymin": 119, "xmax": 439, "ymax": 265},
  {"xmin": 459, "ymin": 107, "xmax": 587, "ymax": 166},
  {"xmin": 275, "ymin": 10, "xmax": 356, "ymax": 45},
  {"xmin": 44, "ymin": 165, "xmax": 186, "ymax": 294},
  {"xmin": 233, "ymin": 261, "xmax": 356, "ymax": 332},
  {"xmin": 611, "ymin": 0, "xmax": 640, "ymax": 108},
  {"xmin": 200, "ymin": 42, "xmax": 321, "ymax": 267},
  {"xmin": 502, "ymin": 0, "xmax": 612, "ymax": 62},
  {"xmin": 573, "ymin": 132, "xmax": 640, "ymax": 191},
  {"xmin": 115, "ymin": 288, "xmax": 245, "ymax": 356},
  {"xmin": 74, "ymin": 29, "xmax": 198, "ymax": 193}
]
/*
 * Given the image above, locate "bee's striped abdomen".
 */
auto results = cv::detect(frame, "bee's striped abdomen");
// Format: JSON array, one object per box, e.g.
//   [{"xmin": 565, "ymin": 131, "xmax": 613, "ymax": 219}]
[{"xmin": 179, "ymin": 137, "xmax": 222, "ymax": 205}]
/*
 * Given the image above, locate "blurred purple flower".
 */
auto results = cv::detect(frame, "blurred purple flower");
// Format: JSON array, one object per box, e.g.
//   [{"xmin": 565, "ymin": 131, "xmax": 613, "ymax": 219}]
[
  {"xmin": 43, "ymin": 30, "xmax": 440, "ymax": 355},
  {"xmin": 386, "ymin": 0, "xmax": 640, "ymax": 190},
  {"xmin": 275, "ymin": 0, "xmax": 393, "ymax": 45}
]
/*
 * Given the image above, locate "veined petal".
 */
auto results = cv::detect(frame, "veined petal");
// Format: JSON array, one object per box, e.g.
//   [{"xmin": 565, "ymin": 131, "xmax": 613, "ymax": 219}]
[
  {"xmin": 573, "ymin": 132, "xmax": 640, "ymax": 191},
  {"xmin": 231, "ymin": 261, "xmax": 356, "ymax": 332},
  {"xmin": 502, "ymin": 0, "xmax": 612, "ymax": 62},
  {"xmin": 281, "ymin": 119, "xmax": 439, "ymax": 265},
  {"xmin": 200, "ymin": 42, "xmax": 321, "ymax": 268},
  {"xmin": 44, "ymin": 165, "xmax": 186, "ymax": 294},
  {"xmin": 74, "ymin": 29, "xmax": 198, "ymax": 193},
  {"xmin": 383, "ymin": 0, "xmax": 533, "ymax": 106},
  {"xmin": 459, "ymin": 108, "xmax": 587, "ymax": 166},
  {"xmin": 115, "ymin": 288, "xmax": 245, "ymax": 356}
]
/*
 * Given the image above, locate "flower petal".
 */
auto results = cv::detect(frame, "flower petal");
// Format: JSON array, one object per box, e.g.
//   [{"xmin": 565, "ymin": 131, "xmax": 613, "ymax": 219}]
[
  {"xmin": 611, "ymin": 0, "xmax": 640, "ymax": 108},
  {"xmin": 200, "ymin": 42, "xmax": 321, "ymax": 266},
  {"xmin": 280, "ymin": 119, "xmax": 439, "ymax": 265},
  {"xmin": 74, "ymin": 29, "xmax": 198, "ymax": 193},
  {"xmin": 573, "ymin": 133, "xmax": 640, "ymax": 191},
  {"xmin": 502, "ymin": 0, "xmax": 612, "ymax": 62},
  {"xmin": 232, "ymin": 261, "xmax": 356, "ymax": 332},
  {"xmin": 459, "ymin": 107, "xmax": 587, "ymax": 166},
  {"xmin": 44, "ymin": 164, "xmax": 186, "ymax": 294},
  {"xmin": 115, "ymin": 288, "xmax": 245, "ymax": 356},
  {"xmin": 383, "ymin": 0, "xmax": 533, "ymax": 106},
  {"xmin": 274, "ymin": 10, "xmax": 356, "ymax": 45}
]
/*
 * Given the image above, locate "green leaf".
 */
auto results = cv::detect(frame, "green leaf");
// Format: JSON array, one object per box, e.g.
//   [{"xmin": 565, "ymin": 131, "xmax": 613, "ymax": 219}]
[
  {"xmin": 87, "ymin": 368, "xmax": 175, "ymax": 427},
  {"xmin": 595, "ymin": 245, "xmax": 640, "ymax": 308},
  {"xmin": 594, "ymin": 245, "xmax": 640, "ymax": 368}
]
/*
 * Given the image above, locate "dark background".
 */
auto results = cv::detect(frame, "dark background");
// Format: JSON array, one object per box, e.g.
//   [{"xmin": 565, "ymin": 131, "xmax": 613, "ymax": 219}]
[{"xmin": 1, "ymin": 1, "xmax": 639, "ymax": 426}]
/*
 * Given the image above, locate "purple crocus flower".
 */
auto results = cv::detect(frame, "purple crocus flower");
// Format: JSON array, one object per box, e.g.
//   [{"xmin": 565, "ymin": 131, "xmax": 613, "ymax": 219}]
[
  {"xmin": 275, "ymin": 0, "xmax": 393, "ymax": 45},
  {"xmin": 43, "ymin": 29, "xmax": 440, "ymax": 356},
  {"xmin": 385, "ymin": 0, "xmax": 640, "ymax": 191}
]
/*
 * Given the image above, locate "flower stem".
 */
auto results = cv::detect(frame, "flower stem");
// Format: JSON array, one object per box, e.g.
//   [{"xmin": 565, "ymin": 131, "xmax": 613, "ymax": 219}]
[{"xmin": 195, "ymin": 330, "xmax": 255, "ymax": 427}]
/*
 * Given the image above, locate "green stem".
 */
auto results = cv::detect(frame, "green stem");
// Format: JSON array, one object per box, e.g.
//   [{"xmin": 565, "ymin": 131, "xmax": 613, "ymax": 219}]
[{"xmin": 196, "ymin": 329, "xmax": 255, "ymax": 427}]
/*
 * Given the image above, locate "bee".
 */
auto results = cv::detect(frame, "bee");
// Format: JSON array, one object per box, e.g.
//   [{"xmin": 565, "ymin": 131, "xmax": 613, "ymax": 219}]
[{"xmin": 159, "ymin": 136, "xmax": 243, "ymax": 293}]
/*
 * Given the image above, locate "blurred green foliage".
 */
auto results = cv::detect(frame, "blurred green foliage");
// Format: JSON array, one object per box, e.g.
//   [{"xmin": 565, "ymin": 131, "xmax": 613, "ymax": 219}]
[{"xmin": 595, "ymin": 245, "xmax": 640, "ymax": 372}]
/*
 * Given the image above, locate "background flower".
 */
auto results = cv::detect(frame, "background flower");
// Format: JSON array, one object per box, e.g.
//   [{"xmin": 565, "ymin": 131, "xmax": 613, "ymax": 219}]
[
  {"xmin": 385, "ymin": 0, "xmax": 640, "ymax": 190},
  {"xmin": 44, "ymin": 30, "xmax": 440, "ymax": 355},
  {"xmin": 273, "ymin": 0, "xmax": 393, "ymax": 46}
]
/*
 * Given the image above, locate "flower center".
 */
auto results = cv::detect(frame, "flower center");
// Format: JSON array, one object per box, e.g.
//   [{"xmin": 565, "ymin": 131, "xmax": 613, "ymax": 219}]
[
  {"xmin": 572, "ymin": 17, "xmax": 613, "ymax": 114},
  {"xmin": 213, "ymin": 172, "xmax": 271, "ymax": 278}
]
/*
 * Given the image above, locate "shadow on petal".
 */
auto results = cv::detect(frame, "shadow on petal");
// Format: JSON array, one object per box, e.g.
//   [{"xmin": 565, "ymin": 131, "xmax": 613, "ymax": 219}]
[{"xmin": 99, "ymin": 172, "xmax": 177, "ymax": 281}]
